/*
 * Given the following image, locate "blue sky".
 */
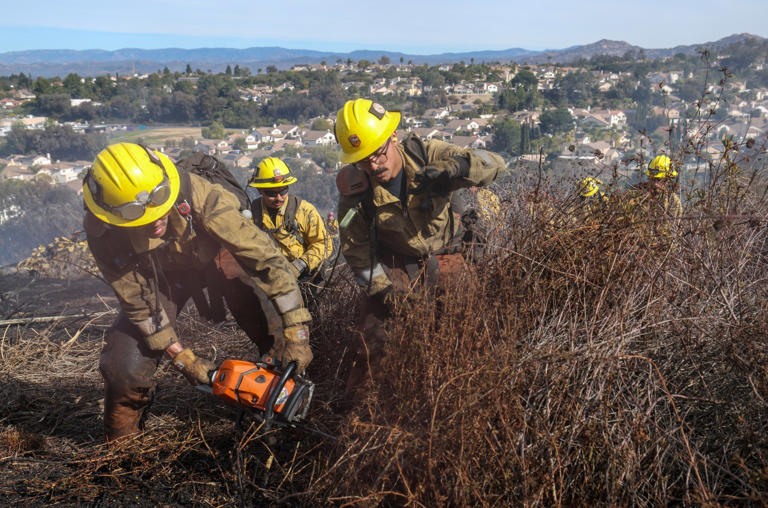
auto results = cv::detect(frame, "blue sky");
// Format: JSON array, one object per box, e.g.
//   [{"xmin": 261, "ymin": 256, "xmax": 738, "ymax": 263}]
[{"xmin": 1, "ymin": 0, "xmax": 767, "ymax": 54}]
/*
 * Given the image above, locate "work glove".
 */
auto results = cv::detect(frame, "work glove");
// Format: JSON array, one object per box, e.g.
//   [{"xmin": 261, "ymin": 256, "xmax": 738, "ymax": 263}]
[
  {"xmin": 291, "ymin": 258, "xmax": 308, "ymax": 279},
  {"xmin": 173, "ymin": 348, "xmax": 216, "ymax": 386},
  {"xmin": 281, "ymin": 324, "xmax": 313, "ymax": 374},
  {"xmin": 413, "ymin": 155, "xmax": 471, "ymax": 195}
]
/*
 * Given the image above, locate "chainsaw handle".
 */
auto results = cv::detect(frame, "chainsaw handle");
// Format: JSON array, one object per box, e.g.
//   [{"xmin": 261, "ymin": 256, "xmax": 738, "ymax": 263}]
[{"xmin": 264, "ymin": 361, "xmax": 297, "ymax": 426}]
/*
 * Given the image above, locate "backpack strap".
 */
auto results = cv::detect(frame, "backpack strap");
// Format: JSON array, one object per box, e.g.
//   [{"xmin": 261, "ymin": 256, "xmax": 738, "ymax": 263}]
[
  {"xmin": 250, "ymin": 196, "xmax": 264, "ymax": 231},
  {"xmin": 251, "ymin": 194, "xmax": 306, "ymax": 247},
  {"xmin": 174, "ymin": 168, "xmax": 195, "ymax": 233}
]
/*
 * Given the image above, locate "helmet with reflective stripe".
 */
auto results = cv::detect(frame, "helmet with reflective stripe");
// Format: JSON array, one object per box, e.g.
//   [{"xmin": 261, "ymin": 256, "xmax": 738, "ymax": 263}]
[
  {"xmin": 335, "ymin": 98, "xmax": 400, "ymax": 163},
  {"xmin": 645, "ymin": 155, "xmax": 677, "ymax": 178},
  {"xmin": 83, "ymin": 143, "xmax": 180, "ymax": 227},
  {"xmin": 248, "ymin": 157, "xmax": 297, "ymax": 188}
]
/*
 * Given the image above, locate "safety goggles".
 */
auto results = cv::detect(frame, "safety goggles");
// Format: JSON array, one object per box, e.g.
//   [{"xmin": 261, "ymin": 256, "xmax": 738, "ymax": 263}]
[
  {"xmin": 262, "ymin": 187, "xmax": 290, "ymax": 198},
  {"xmin": 355, "ymin": 136, "xmax": 392, "ymax": 170},
  {"xmin": 86, "ymin": 145, "xmax": 172, "ymax": 221}
]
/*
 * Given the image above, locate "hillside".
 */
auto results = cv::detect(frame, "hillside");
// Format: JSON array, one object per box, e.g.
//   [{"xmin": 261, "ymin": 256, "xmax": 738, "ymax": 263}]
[
  {"xmin": 0, "ymin": 33, "xmax": 764, "ymax": 76},
  {"xmin": 2, "ymin": 137, "xmax": 768, "ymax": 504}
]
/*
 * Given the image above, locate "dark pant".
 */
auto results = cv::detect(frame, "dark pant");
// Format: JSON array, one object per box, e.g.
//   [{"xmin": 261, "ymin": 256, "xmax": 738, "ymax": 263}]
[{"xmin": 99, "ymin": 250, "xmax": 277, "ymax": 440}]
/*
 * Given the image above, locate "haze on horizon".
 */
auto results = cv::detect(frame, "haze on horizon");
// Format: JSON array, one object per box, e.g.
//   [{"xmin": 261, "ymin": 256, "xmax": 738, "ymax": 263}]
[{"xmin": 2, "ymin": 0, "xmax": 767, "ymax": 54}]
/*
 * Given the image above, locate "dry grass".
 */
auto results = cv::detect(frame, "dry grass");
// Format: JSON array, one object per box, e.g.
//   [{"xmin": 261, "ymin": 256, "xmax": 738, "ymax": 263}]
[
  {"xmin": 3, "ymin": 137, "xmax": 768, "ymax": 505},
  {"xmin": 107, "ymin": 126, "xmax": 204, "ymax": 145}
]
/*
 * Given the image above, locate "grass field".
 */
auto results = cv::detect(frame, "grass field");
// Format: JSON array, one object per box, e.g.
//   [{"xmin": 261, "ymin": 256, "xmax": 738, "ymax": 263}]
[{"xmin": 107, "ymin": 126, "xmax": 203, "ymax": 145}]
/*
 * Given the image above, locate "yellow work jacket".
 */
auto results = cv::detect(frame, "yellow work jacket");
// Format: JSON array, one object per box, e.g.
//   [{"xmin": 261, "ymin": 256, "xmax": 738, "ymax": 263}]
[
  {"xmin": 337, "ymin": 135, "xmax": 504, "ymax": 295},
  {"xmin": 85, "ymin": 174, "xmax": 309, "ymax": 348},
  {"xmin": 255, "ymin": 196, "xmax": 331, "ymax": 273}
]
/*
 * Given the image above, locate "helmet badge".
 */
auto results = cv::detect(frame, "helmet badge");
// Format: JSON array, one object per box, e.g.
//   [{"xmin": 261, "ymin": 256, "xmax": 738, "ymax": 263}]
[
  {"xmin": 348, "ymin": 134, "xmax": 361, "ymax": 147},
  {"xmin": 369, "ymin": 102, "xmax": 386, "ymax": 119},
  {"xmin": 273, "ymin": 167, "xmax": 284, "ymax": 182}
]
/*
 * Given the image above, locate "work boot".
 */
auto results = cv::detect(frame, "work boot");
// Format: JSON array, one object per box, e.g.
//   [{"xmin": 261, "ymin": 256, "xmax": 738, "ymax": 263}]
[{"xmin": 104, "ymin": 407, "xmax": 142, "ymax": 442}]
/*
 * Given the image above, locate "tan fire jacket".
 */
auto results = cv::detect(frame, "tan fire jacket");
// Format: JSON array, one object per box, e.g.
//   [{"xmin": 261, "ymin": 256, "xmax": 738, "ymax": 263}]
[
  {"xmin": 256, "ymin": 197, "xmax": 331, "ymax": 273},
  {"xmin": 85, "ymin": 174, "xmax": 310, "ymax": 350},
  {"xmin": 337, "ymin": 135, "xmax": 504, "ymax": 295}
]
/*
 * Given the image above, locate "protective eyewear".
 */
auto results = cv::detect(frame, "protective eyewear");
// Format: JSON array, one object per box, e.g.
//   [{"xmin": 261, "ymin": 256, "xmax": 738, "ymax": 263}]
[
  {"xmin": 86, "ymin": 145, "xmax": 172, "ymax": 221},
  {"xmin": 355, "ymin": 136, "xmax": 392, "ymax": 169},
  {"xmin": 262, "ymin": 187, "xmax": 290, "ymax": 198}
]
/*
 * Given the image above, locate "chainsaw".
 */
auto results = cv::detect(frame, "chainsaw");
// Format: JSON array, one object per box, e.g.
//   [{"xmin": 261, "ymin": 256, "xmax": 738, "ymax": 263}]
[{"xmin": 198, "ymin": 359, "xmax": 332, "ymax": 438}]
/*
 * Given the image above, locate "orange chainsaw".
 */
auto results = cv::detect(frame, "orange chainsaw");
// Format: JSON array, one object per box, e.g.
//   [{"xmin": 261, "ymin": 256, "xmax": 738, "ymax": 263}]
[{"xmin": 201, "ymin": 359, "xmax": 315, "ymax": 431}]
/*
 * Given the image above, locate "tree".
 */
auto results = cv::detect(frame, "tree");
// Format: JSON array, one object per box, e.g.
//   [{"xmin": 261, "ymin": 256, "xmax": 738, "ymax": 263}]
[
  {"xmin": 186, "ymin": 64, "xmax": 193, "ymax": 74},
  {"xmin": 379, "ymin": 55, "xmax": 390, "ymax": 65},
  {"xmin": 202, "ymin": 121, "xmax": 226, "ymax": 139},
  {"xmin": 63, "ymin": 73, "xmax": 84, "ymax": 97},
  {"xmin": 233, "ymin": 137, "xmax": 247, "ymax": 151},
  {"xmin": 225, "ymin": 65, "xmax": 232, "ymax": 76},
  {"xmin": 266, "ymin": 65, "xmax": 278, "ymax": 73},
  {"xmin": 311, "ymin": 118, "xmax": 332, "ymax": 131},
  {"xmin": 540, "ymin": 108, "xmax": 574, "ymax": 135},
  {"xmin": 511, "ymin": 69, "xmax": 538, "ymax": 89},
  {"xmin": 490, "ymin": 118, "xmax": 522, "ymax": 154}
]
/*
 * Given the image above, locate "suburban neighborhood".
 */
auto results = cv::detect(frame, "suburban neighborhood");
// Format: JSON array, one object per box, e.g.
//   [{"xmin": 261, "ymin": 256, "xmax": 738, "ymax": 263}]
[{"xmin": 3, "ymin": 48, "xmax": 768, "ymax": 194}]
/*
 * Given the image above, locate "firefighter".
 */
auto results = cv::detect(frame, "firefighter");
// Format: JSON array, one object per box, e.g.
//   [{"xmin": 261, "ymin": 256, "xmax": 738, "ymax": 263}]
[
  {"xmin": 334, "ymin": 98, "xmax": 504, "ymax": 395},
  {"xmin": 83, "ymin": 143, "xmax": 312, "ymax": 441},
  {"xmin": 326, "ymin": 211, "xmax": 339, "ymax": 237},
  {"xmin": 574, "ymin": 176, "xmax": 609, "ymax": 219},
  {"xmin": 623, "ymin": 155, "xmax": 682, "ymax": 220},
  {"xmin": 247, "ymin": 157, "xmax": 331, "ymax": 296}
]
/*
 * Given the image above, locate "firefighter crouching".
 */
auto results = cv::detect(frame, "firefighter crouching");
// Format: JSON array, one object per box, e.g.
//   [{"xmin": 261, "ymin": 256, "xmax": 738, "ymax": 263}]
[
  {"xmin": 334, "ymin": 98, "xmax": 505, "ymax": 396},
  {"xmin": 83, "ymin": 143, "xmax": 312, "ymax": 441},
  {"xmin": 247, "ymin": 157, "xmax": 332, "ymax": 306}
]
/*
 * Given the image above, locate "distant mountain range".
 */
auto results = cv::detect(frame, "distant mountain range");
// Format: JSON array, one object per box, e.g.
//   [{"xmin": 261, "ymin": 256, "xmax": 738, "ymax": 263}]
[{"xmin": 0, "ymin": 34, "xmax": 763, "ymax": 77}]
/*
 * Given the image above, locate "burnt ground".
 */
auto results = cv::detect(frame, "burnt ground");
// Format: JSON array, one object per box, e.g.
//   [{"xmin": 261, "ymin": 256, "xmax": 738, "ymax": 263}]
[
  {"xmin": 0, "ymin": 271, "xmax": 117, "ymax": 319},
  {"xmin": 0, "ymin": 268, "xmax": 356, "ymax": 506}
]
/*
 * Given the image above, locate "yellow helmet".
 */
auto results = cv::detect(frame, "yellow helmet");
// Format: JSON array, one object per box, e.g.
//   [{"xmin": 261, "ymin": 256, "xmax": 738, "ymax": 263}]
[
  {"xmin": 248, "ymin": 157, "xmax": 297, "ymax": 188},
  {"xmin": 83, "ymin": 143, "xmax": 180, "ymax": 227},
  {"xmin": 578, "ymin": 176, "xmax": 602, "ymax": 198},
  {"xmin": 335, "ymin": 98, "xmax": 400, "ymax": 163},
  {"xmin": 645, "ymin": 155, "xmax": 678, "ymax": 178}
]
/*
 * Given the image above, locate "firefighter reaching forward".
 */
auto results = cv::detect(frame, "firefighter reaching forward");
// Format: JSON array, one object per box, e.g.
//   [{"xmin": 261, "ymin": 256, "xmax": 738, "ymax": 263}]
[
  {"xmin": 334, "ymin": 98, "xmax": 505, "ymax": 395},
  {"xmin": 83, "ymin": 143, "xmax": 312, "ymax": 441}
]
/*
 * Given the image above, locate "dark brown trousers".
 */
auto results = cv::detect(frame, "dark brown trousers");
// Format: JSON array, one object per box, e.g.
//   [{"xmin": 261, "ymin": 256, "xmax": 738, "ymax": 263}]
[{"xmin": 99, "ymin": 250, "xmax": 278, "ymax": 440}]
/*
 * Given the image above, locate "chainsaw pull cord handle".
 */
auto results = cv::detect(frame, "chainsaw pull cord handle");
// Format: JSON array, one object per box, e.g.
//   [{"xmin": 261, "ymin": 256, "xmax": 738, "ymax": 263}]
[{"xmin": 263, "ymin": 361, "xmax": 297, "ymax": 429}]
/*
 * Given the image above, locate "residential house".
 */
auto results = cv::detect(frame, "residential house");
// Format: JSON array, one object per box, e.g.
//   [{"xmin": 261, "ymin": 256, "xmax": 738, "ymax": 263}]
[
  {"xmin": 1, "ymin": 165, "xmax": 34, "ymax": 181},
  {"xmin": 276, "ymin": 124, "xmax": 300, "ymax": 138},
  {"xmin": 253, "ymin": 127, "xmax": 275, "ymax": 144},
  {"xmin": 444, "ymin": 119, "xmax": 481, "ymax": 134},
  {"xmin": 410, "ymin": 128, "xmax": 441, "ymax": 140},
  {"xmin": 302, "ymin": 130, "xmax": 336, "ymax": 146},
  {"xmin": 47, "ymin": 162, "xmax": 84, "ymax": 184},
  {"xmin": 450, "ymin": 136, "xmax": 486, "ymax": 149},
  {"xmin": 270, "ymin": 139, "xmax": 303, "ymax": 153},
  {"xmin": 423, "ymin": 108, "xmax": 450, "ymax": 121},
  {"xmin": 220, "ymin": 153, "xmax": 253, "ymax": 169},
  {"xmin": 193, "ymin": 140, "xmax": 218, "ymax": 155},
  {"xmin": 215, "ymin": 140, "xmax": 231, "ymax": 153}
]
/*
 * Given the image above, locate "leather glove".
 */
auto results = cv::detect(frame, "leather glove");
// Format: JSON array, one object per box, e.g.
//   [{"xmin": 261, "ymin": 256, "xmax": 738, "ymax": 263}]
[
  {"xmin": 172, "ymin": 348, "xmax": 216, "ymax": 386},
  {"xmin": 413, "ymin": 155, "xmax": 471, "ymax": 195},
  {"xmin": 282, "ymin": 324, "xmax": 313, "ymax": 374}
]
